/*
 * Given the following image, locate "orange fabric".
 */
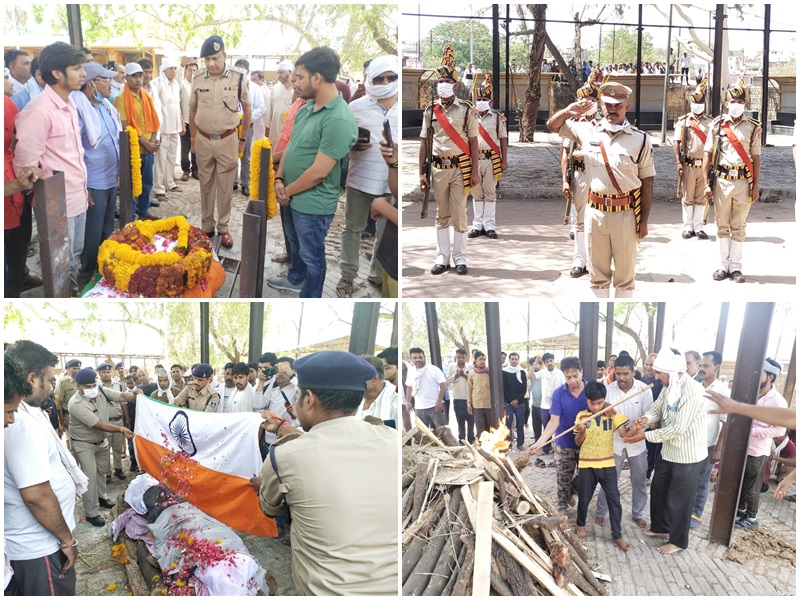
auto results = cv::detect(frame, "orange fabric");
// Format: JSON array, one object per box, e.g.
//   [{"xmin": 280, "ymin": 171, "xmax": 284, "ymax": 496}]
[
  {"xmin": 135, "ymin": 434, "xmax": 278, "ymax": 537},
  {"xmin": 123, "ymin": 85, "xmax": 160, "ymax": 135},
  {"xmin": 182, "ymin": 260, "xmax": 225, "ymax": 298}
]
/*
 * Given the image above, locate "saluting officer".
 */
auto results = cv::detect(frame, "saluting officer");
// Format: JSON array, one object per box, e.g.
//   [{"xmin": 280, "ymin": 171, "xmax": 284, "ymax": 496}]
[
  {"xmin": 548, "ymin": 81, "xmax": 655, "ymax": 298},
  {"xmin": 189, "ymin": 35, "xmax": 251, "ymax": 249},
  {"xmin": 673, "ymin": 78, "xmax": 712, "ymax": 240},
  {"xmin": 55, "ymin": 359, "xmax": 81, "ymax": 433},
  {"xmin": 171, "ymin": 363, "xmax": 221, "ymax": 412},
  {"xmin": 254, "ymin": 351, "xmax": 398, "ymax": 595},
  {"xmin": 419, "ymin": 44, "xmax": 480, "ymax": 276},
  {"xmin": 467, "ymin": 74, "xmax": 508, "ymax": 240},
  {"xmin": 703, "ymin": 77, "xmax": 761, "ymax": 283},
  {"xmin": 68, "ymin": 368, "xmax": 137, "ymax": 527},
  {"xmin": 560, "ymin": 70, "xmax": 602, "ymax": 278}
]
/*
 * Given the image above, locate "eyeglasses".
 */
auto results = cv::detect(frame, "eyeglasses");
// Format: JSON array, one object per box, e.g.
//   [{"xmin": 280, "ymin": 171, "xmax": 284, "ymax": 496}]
[{"xmin": 371, "ymin": 74, "xmax": 398, "ymax": 85}]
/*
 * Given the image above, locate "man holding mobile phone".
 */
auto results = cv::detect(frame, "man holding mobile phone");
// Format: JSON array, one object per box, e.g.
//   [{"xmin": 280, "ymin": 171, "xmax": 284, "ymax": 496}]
[{"xmin": 336, "ymin": 54, "xmax": 399, "ymax": 298}]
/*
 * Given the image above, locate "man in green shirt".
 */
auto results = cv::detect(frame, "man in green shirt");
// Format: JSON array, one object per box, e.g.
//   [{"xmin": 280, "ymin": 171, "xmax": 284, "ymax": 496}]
[{"xmin": 269, "ymin": 47, "xmax": 357, "ymax": 298}]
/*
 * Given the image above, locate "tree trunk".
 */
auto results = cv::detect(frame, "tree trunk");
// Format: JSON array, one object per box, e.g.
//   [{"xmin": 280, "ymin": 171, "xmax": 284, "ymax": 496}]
[
  {"xmin": 520, "ymin": 4, "xmax": 547, "ymax": 143},
  {"xmin": 573, "ymin": 15, "xmax": 582, "ymax": 66}
]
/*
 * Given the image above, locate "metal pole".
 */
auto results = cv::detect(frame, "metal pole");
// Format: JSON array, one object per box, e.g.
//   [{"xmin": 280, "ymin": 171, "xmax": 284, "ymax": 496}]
[
  {"xmin": 784, "ymin": 339, "xmax": 796, "ymax": 403},
  {"xmin": 634, "ymin": 4, "xmax": 643, "ymax": 127},
  {"xmin": 598, "ymin": 25, "xmax": 602, "ymax": 64},
  {"xmin": 66, "ymin": 5, "xmax": 83, "ymax": 49},
  {"xmin": 709, "ymin": 302, "xmax": 775, "ymax": 546},
  {"xmin": 612, "ymin": 24, "xmax": 616, "ymax": 64},
  {"xmin": 714, "ymin": 302, "xmax": 730, "ymax": 355},
  {"xmin": 248, "ymin": 303, "xmax": 264, "ymax": 363},
  {"xmin": 711, "ymin": 5, "xmax": 725, "ymax": 117},
  {"xmin": 505, "ymin": 4, "xmax": 511, "ymax": 116},
  {"xmin": 492, "ymin": 5, "xmax": 501, "ymax": 111},
  {"xmin": 200, "ymin": 303, "xmax": 210, "ymax": 364},
  {"xmin": 418, "ymin": 4, "xmax": 421, "ymax": 63},
  {"xmin": 605, "ymin": 302, "xmax": 614, "ymax": 361},
  {"xmin": 424, "ymin": 302, "xmax": 443, "ymax": 369},
  {"xmin": 660, "ymin": 5, "xmax": 674, "ymax": 143},
  {"xmin": 484, "ymin": 302, "xmax": 504, "ymax": 429},
  {"xmin": 391, "ymin": 303, "xmax": 399, "ymax": 347},
  {"xmin": 579, "ymin": 303, "xmax": 600, "ymax": 384},
  {"xmin": 654, "ymin": 302, "xmax": 666, "ymax": 350},
  {"xmin": 349, "ymin": 303, "xmax": 380, "ymax": 356},
  {"xmin": 760, "ymin": 4, "xmax": 770, "ymax": 145}
]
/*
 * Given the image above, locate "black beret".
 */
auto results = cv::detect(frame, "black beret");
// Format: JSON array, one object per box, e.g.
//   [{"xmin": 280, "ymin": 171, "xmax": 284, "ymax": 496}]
[
  {"xmin": 294, "ymin": 351, "xmax": 377, "ymax": 392},
  {"xmin": 193, "ymin": 363, "xmax": 214, "ymax": 378},
  {"xmin": 201, "ymin": 35, "xmax": 224, "ymax": 58},
  {"xmin": 97, "ymin": 363, "xmax": 113, "ymax": 371},
  {"xmin": 65, "ymin": 359, "xmax": 82, "ymax": 368},
  {"xmin": 115, "ymin": 362, "xmax": 125, "ymax": 368},
  {"xmin": 75, "ymin": 367, "xmax": 98, "ymax": 385}
]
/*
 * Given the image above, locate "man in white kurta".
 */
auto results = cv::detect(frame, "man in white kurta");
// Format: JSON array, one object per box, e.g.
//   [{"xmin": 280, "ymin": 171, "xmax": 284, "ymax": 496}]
[{"xmin": 152, "ymin": 59, "xmax": 183, "ymax": 199}]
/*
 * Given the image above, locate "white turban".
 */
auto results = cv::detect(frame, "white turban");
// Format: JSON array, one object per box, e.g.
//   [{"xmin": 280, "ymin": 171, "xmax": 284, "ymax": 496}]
[
  {"xmin": 159, "ymin": 58, "xmax": 179, "ymax": 74},
  {"xmin": 653, "ymin": 346, "xmax": 685, "ymax": 406},
  {"xmin": 277, "ymin": 60, "xmax": 293, "ymax": 72},
  {"xmin": 365, "ymin": 55, "xmax": 399, "ymax": 100}
]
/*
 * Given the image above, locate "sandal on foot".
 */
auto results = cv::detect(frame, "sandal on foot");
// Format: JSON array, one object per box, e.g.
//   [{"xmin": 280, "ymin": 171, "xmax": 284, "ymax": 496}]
[
  {"xmin": 272, "ymin": 253, "xmax": 290, "ymax": 263},
  {"xmin": 336, "ymin": 277, "xmax": 355, "ymax": 298}
]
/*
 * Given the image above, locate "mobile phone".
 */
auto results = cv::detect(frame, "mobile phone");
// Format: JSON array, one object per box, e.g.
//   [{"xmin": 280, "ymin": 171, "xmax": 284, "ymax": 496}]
[
  {"xmin": 357, "ymin": 126, "xmax": 371, "ymax": 143},
  {"xmin": 382, "ymin": 118, "xmax": 393, "ymax": 147}
]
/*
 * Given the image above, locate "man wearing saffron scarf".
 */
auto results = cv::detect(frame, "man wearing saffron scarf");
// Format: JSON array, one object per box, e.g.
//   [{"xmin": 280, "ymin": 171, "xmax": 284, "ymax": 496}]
[{"xmin": 114, "ymin": 62, "xmax": 160, "ymax": 220}]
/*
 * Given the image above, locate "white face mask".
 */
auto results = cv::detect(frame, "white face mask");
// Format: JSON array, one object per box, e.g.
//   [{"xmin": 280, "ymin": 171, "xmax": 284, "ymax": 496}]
[
  {"xmin": 82, "ymin": 387, "xmax": 99, "ymax": 399},
  {"xmin": 726, "ymin": 102, "xmax": 745, "ymax": 118},
  {"xmin": 437, "ymin": 82, "xmax": 455, "ymax": 98},
  {"xmin": 476, "ymin": 100, "xmax": 491, "ymax": 112},
  {"xmin": 690, "ymin": 103, "xmax": 705, "ymax": 114},
  {"xmin": 365, "ymin": 80, "xmax": 397, "ymax": 100}
]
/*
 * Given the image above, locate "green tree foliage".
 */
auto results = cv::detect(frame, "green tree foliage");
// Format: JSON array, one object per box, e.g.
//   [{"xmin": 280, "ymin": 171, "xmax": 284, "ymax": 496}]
[{"xmin": 595, "ymin": 27, "xmax": 657, "ymax": 66}]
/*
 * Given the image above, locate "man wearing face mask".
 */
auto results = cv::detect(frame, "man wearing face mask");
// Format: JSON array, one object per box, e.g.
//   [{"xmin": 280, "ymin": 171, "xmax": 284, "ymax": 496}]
[
  {"xmin": 76, "ymin": 62, "xmax": 122, "ymax": 287},
  {"xmin": 68, "ymin": 368, "xmax": 137, "ymax": 527},
  {"xmin": 548, "ymin": 81, "xmax": 655, "ymax": 298},
  {"xmin": 673, "ymin": 78, "xmax": 712, "ymax": 240},
  {"xmin": 467, "ymin": 74, "xmax": 507, "ymax": 241},
  {"xmin": 560, "ymin": 70, "xmax": 602, "ymax": 278},
  {"xmin": 703, "ymin": 76, "xmax": 761, "ymax": 284},
  {"xmin": 337, "ymin": 54, "xmax": 399, "ymax": 297},
  {"xmin": 419, "ymin": 44, "xmax": 480, "ymax": 276}
]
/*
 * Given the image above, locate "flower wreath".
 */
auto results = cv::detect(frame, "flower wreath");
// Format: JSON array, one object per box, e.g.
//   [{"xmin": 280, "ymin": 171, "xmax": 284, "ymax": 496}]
[
  {"xmin": 249, "ymin": 138, "xmax": 278, "ymax": 219},
  {"xmin": 97, "ymin": 216, "xmax": 213, "ymax": 297},
  {"xmin": 125, "ymin": 126, "xmax": 143, "ymax": 197}
]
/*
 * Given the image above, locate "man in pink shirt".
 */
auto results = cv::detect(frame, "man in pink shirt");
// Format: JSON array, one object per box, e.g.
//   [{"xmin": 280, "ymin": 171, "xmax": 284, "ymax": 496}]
[
  {"xmin": 736, "ymin": 358, "xmax": 788, "ymax": 529},
  {"xmin": 13, "ymin": 42, "xmax": 88, "ymax": 295}
]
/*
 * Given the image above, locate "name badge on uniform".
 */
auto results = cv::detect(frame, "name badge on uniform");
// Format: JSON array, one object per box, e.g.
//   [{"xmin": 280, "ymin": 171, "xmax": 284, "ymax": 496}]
[
  {"xmin": 590, "ymin": 141, "xmax": 600, "ymax": 147},
  {"xmin": 198, "ymin": 88, "xmax": 210, "ymax": 93},
  {"xmin": 223, "ymin": 86, "xmax": 233, "ymax": 91}
]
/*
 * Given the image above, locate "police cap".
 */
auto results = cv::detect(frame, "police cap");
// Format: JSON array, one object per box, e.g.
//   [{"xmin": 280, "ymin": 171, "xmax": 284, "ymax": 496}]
[
  {"xmin": 192, "ymin": 363, "xmax": 214, "ymax": 378},
  {"xmin": 65, "ymin": 359, "xmax": 82, "ymax": 368},
  {"xmin": 201, "ymin": 36, "xmax": 225, "ymax": 58},
  {"xmin": 294, "ymin": 351, "xmax": 378, "ymax": 392},
  {"xmin": 75, "ymin": 367, "xmax": 98, "ymax": 385},
  {"xmin": 97, "ymin": 363, "xmax": 114, "ymax": 371}
]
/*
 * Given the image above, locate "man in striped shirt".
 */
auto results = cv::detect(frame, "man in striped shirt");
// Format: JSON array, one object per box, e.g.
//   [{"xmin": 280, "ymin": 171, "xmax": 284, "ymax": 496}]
[{"xmin": 634, "ymin": 346, "xmax": 707, "ymax": 555}]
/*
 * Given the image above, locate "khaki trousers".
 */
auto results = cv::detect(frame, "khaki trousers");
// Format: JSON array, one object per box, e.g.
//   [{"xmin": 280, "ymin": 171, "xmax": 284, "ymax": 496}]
[
  {"xmin": 153, "ymin": 132, "xmax": 179, "ymax": 195},
  {"xmin": 586, "ymin": 206, "xmax": 637, "ymax": 291},
  {"xmin": 109, "ymin": 429, "xmax": 124, "ymax": 470},
  {"xmin": 713, "ymin": 178, "xmax": 751, "ymax": 242},
  {"xmin": 432, "ymin": 165, "xmax": 467, "ymax": 232},
  {"xmin": 471, "ymin": 159, "xmax": 498, "ymax": 231},
  {"xmin": 681, "ymin": 165, "xmax": 706, "ymax": 207},
  {"xmin": 196, "ymin": 134, "xmax": 238, "ymax": 234},
  {"xmin": 572, "ymin": 170, "xmax": 590, "ymax": 268},
  {"xmin": 340, "ymin": 186, "xmax": 385, "ymax": 282},
  {"xmin": 73, "ymin": 439, "xmax": 109, "ymax": 518}
]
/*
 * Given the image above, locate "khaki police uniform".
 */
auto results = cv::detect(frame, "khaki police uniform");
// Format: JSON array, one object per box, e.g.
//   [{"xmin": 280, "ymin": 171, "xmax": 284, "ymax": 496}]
[
  {"xmin": 471, "ymin": 109, "xmax": 507, "ymax": 232},
  {"xmin": 171, "ymin": 382, "xmax": 221, "ymax": 412},
  {"xmin": 704, "ymin": 114, "xmax": 761, "ymax": 274},
  {"xmin": 190, "ymin": 67, "xmax": 251, "ymax": 235},
  {"xmin": 260, "ymin": 416, "xmax": 398, "ymax": 595},
  {"xmin": 560, "ymin": 119, "xmax": 655, "ymax": 296},
  {"xmin": 55, "ymin": 376, "xmax": 78, "ymax": 431},
  {"xmin": 101, "ymin": 384, "xmax": 126, "ymax": 471},
  {"xmin": 69, "ymin": 390, "xmax": 116, "ymax": 518},
  {"xmin": 421, "ymin": 98, "xmax": 479, "ymax": 266},
  {"xmin": 674, "ymin": 113, "xmax": 713, "ymax": 234}
]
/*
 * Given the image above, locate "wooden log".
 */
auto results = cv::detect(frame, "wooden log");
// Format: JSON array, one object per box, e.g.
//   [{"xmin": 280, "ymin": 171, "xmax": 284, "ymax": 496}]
[
  {"xmin": 402, "ymin": 505, "xmax": 446, "ymax": 582},
  {"xmin": 136, "ymin": 540, "xmax": 161, "ymax": 590},
  {"xmin": 403, "ymin": 495, "xmax": 444, "ymax": 546},
  {"xmin": 415, "ymin": 418, "xmax": 447, "ymax": 447},
  {"xmin": 504, "ymin": 457, "xmax": 548, "ymax": 514},
  {"xmin": 402, "ymin": 471, "xmax": 415, "ymax": 489},
  {"xmin": 422, "ymin": 493, "xmax": 467, "ymax": 596},
  {"xmin": 121, "ymin": 535, "xmax": 149, "ymax": 596},
  {"xmin": 490, "ymin": 525, "xmax": 565, "ymax": 596},
  {"xmin": 402, "ymin": 482, "xmax": 415, "ymax": 518},
  {"xmin": 497, "ymin": 543, "xmax": 540, "ymax": 596},
  {"xmin": 472, "ymin": 481, "xmax": 494, "ymax": 597},
  {"xmin": 451, "ymin": 534, "xmax": 476, "ymax": 597},
  {"xmin": 402, "ymin": 426, "xmax": 420, "ymax": 445},
  {"xmin": 411, "ymin": 461, "xmax": 430, "ymax": 521},
  {"xmin": 489, "ymin": 568, "xmax": 515, "ymax": 596},
  {"xmin": 549, "ymin": 531, "xmax": 607, "ymax": 596},
  {"xmin": 515, "ymin": 500, "xmax": 531, "ymax": 515},
  {"xmin": 441, "ymin": 540, "xmax": 467, "ymax": 596},
  {"xmin": 418, "ymin": 458, "xmax": 440, "ymax": 521},
  {"xmin": 518, "ymin": 514, "xmax": 569, "ymax": 530},
  {"xmin": 434, "ymin": 425, "xmax": 460, "ymax": 447}
]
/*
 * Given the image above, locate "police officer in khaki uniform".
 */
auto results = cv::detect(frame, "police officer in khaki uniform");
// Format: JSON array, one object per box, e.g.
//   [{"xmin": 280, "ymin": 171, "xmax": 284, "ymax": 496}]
[
  {"xmin": 673, "ymin": 78, "xmax": 713, "ymax": 239},
  {"xmin": 419, "ymin": 44, "xmax": 480, "ymax": 275},
  {"xmin": 189, "ymin": 35, "xmax": 251, "ymax": 249},
  {"xmin": 97, "ymin": 363, "xmax": 128, "ymax": 481},
  {"xmin": 68, "ymin": 368, "xmax": 137, "ymax": 527},
  {"xmin": 468, "ymin": 74, "xmax": 508, "ymax": 240},
  {"xmin": 252, "ymin": 351, "xmax": 398, "ymax": 595},
  {"xmin": 55, "ymin": 359, "xmax": 81, "ymax": 433},
  {"xmin": 548, "ymin": 81, "xmax": 655, "ymax": 298},
  {"xmin": 561, "ymin": 70, "xmax": 603, "ymax": 278},
  {"xmin": 171, "ymin": 363, "xmax": 221, "ymax": 412},
  {"xmin": 703, "ymin": 77, "xmax": 761, "ymax": 283}
]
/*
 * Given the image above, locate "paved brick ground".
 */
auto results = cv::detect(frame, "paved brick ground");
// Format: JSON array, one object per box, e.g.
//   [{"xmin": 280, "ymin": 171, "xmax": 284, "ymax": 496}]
[{"xmin": 22, "ymin": 171, "xmax": 382, "ymax": 299}]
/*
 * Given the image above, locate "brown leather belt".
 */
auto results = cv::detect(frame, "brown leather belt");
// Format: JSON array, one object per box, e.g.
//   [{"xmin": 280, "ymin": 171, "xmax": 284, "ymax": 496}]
[
  {"xmin": 197, "ymin": 127, "xmax": 236, "ymax": 141},
  {"xmin": 589, "ymin": 191, "xmax": 634, "ymax": 211},
  {"xmin": 716, "ymin": 164, "xmax": 748, "ymax": 180}
]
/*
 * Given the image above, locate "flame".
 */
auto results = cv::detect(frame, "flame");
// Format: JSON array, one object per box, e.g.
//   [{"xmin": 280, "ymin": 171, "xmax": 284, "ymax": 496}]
[{"xmin": 479, "ymin": 423, "xmax": 511, "ymax": 458}]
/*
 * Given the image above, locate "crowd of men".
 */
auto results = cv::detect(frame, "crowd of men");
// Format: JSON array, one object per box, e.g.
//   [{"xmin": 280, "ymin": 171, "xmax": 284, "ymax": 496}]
[
  {"xmin": 5, "ymin": 37, "xmax": 399, "ymax": 298},
  {"xmin": 403, "ymin": 343, "xmax": 793, "ymax": 555},
  {"xmin": 4, "ymin": 340, "xmax": 400, "ymax": 595},
  {"xmin": 418, "ymin": 43, "xmax": 763, "ymax": 296}
]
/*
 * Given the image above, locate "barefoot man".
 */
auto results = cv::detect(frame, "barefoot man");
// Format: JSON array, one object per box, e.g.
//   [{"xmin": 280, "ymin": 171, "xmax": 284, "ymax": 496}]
[{"xmin": 633, "ymin": 347, "xmax": 707, "ymax": 555}]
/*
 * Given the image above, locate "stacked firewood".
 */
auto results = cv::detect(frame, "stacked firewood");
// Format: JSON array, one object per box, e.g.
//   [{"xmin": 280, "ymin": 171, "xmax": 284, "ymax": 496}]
[{"xmin": 401, "ymin": 422, "xmax": 610, "ymax": 597}]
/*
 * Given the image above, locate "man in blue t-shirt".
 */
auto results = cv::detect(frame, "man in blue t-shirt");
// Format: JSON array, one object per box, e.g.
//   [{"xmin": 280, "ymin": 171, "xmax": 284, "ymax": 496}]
[{"xmin": 531, "ymin": 356, "xmax": 588, "ymax": 512}]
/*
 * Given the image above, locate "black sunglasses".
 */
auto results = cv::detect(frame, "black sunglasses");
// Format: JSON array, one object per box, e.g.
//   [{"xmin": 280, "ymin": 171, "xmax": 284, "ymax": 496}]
[{"xmin": 371, "ymin": 74, "xmax": 398, "ymax": 85}]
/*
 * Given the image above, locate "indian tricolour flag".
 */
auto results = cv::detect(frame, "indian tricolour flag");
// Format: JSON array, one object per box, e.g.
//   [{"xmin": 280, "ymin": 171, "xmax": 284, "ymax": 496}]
[{"xmin": 134, "ymin": 396, "xmax": 277, "ymax": 537}]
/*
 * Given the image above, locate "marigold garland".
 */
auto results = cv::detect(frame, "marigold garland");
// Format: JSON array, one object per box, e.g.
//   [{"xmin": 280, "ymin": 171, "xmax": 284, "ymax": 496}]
[
  {"xmin": 249, "ymin": 138, "xmax": 278, "ymax": 219},
  {"xmin": 97, "ymin": 216, "xmax": 213, "ymax": 298},
  {"xmin": 125, "ymin": 126, "xmax": 143, "ymax": 197}
]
